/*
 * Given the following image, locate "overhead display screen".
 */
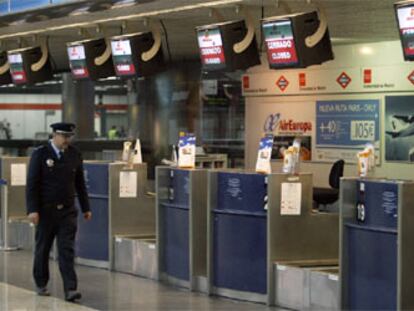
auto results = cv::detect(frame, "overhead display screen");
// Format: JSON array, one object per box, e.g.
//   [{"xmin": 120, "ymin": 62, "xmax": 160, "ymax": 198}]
[
  {"xmin": 111, "ymin": 39, "xmax": 136, "ymax": 76},
  {"xmin": 67, "ymin": 45, "xmax": 89, "ymax": 79},
  {"xmin": 8, "ymin": 53, "xmax": 27, "ymax": 84},
  {"xmin": 263, "ymin": 19, "xmax": 299, "ymax": 68},
  {"xmin": 396, "ymin": 4, "xmax": 414, "ymax": 60},
  {"xmin": 197, "ymin": 27, "xmax": 226, "ymax": 67}
]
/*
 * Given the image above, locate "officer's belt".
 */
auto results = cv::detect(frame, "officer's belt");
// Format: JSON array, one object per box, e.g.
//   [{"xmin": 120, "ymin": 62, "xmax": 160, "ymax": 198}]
[{"xmin": 44, "ymin": 203, "xmax": 70, "ymax": 210}]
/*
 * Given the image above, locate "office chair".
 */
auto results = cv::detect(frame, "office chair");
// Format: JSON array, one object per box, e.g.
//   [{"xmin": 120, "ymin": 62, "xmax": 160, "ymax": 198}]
[{"xmin": 313, "ymin": 159, "xmax": 345, "ymax": 210}]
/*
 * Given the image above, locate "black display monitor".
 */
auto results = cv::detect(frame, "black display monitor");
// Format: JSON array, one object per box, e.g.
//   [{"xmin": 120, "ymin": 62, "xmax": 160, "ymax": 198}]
[
  {"xmin": 67, "ymin": 44, "xmax": 89, "ymax": 79},
  {"xmin": 0, "ymin": 51, "xmax": 12, "ymax": 85},
  {"xmin": 67, "ymin": 38, "xmax": 115, "ymax": 80},
  {"xmin": 111, "ymin": 38, "xmax": 136, "ymax": 76},
  {"xmin": 262, "ymin": 19, "xmax": 299, "ymax": 68},
  {"xmin": 197, "ymin": 25, "xmax": 227, "ymax": 71},
  {"xmin": 7, "ymin": 46, "xmax": 53, "ymax": 85},
  {"xmin": 110, "ymin": 32, "xmax": 164, "ymax": 78},
  {"xmin": 262, "ymin": 11, "xmax": 333, "ymax": 69},
  {"xmin": 395, "ymin": 0, "xmax": 414, "ymax": 61},
  {"xmin": 196, "ymin": 20, "xmax": 260, "ymax": 72}
]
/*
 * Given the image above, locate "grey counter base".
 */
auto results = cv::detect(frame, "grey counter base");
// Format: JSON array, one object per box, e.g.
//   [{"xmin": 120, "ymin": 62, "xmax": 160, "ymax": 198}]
[
  {"xmin": 75, "ymin": 257, "xmax": 109, "ymax": 269},
  {"xmin": 211, "ymin": 287, "xmax": 267, "ymax": 304},
  {"xmin": 113, "ymin": 237, "xmax": 157, "ymax": 280}
]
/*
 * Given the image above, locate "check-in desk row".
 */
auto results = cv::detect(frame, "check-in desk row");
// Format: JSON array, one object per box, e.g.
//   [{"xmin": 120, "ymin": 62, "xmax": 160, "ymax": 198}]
[
  {"xmin": 156, "ymin": 168, "xmax": 414, "ymax": 310},
  {"xmin": 1, "ymin": 157, "xmax": 414, "ymax": 310},
  {"xmin": 156, "ymin": 167, "xmax": 338, "ymax": 307},
  {"xmin": 0, "ymin": 158, "xmax": 157, "ymax": 278}
]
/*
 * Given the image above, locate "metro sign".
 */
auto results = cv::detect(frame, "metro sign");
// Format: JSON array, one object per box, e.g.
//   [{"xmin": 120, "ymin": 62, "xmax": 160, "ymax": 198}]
[
  {"xmin": 408, "ymin": 70, "xmax": 414, "ymax": 85},
  {"xmin": 336, "ymin": 72, "xmax": 352, "ymax": 89},
  {"xmin": 276, "ymin": 75, "xmax": 289, "ymax": 92}
]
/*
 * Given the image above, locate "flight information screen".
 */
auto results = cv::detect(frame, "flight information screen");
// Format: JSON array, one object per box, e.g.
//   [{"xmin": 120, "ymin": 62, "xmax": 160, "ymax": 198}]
[
  {"xmin": 263, "ymin": 19, "xmax": 299, "ymax": 68},
  {"xmin": 111, "ymin": 39, "xmax": 136, "ymax": 76},
  {"xmin": 67, "ymin": 45, "xmax": 89, "ymax": 79},
  {"xmin": 396, "ymin": 5, "xmax": 414, "ymax": 60},
  {"xmin": 8, "ymin": 53, "xmax": 27, "ymax": 84},
  {"xmin": 197, "ymin": 27, "xmax": 226, "ymax": 68}
]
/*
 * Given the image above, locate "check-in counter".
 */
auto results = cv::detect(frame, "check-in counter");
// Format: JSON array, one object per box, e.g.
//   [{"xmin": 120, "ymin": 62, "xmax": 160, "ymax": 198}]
[
  {"xmin": 0, "ymin": 157, "xmax": 31, "ymax": 250},
  {"xmin": 207, "ymin": 171, "xmax": 339, "ymax": 305},
  {"xmin": 340, "ymin": 178, "xmax": 414, "ymax": 310},
  {"xmin": 76, "ymin": 161, "xmax": 155, "ymax": 272},
  {"xmin": 208, "ymin": 170, "xmax": 268, "ymax": 302},
  {"xmin": 156, "ymin": 166, "xmax": 208, "ymax": 291}
]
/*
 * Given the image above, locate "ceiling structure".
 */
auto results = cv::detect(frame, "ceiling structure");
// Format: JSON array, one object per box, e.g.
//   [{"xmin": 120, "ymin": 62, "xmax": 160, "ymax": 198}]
[{"xmin": 0, "ymin": 0, "xmax": 402, "ymax": 72}]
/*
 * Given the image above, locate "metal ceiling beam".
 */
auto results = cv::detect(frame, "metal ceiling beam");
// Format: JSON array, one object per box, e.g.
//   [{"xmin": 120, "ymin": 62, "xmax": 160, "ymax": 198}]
[{"xmin": 0, "ymin": 0, "xmax": 243, "ymax": 40}]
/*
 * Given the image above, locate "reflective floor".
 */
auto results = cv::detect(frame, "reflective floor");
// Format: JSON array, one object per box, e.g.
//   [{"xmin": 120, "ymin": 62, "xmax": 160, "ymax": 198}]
[{"xmin": 0, "ymin": 251, "xmax": 281, "ymax": 311}]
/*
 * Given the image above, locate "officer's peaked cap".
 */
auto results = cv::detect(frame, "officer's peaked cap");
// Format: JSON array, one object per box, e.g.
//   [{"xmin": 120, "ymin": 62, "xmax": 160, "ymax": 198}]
[{"xmin": 50, "ymin": 122, "xmax": 76, "ymax": 135}]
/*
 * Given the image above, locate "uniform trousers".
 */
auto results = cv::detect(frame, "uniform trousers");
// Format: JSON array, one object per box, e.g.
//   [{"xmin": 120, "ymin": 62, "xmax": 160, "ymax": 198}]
[{"xmin": 33, "ymin": 206, "xmax": 78, "ymax": 292}]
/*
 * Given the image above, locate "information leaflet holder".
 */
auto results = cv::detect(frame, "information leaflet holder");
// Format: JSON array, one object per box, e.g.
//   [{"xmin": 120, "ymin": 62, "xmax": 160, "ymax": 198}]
[
  {"xmin": 340, "ymin": 178, "xmax": 414, "ymax": 310},
  {"xmin": 156, "ymin": 166, "xmax": 208, "ymax": 291}
]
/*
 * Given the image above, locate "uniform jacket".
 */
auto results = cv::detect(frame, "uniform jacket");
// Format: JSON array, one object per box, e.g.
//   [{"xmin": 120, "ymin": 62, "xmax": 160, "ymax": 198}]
[{"xmin": 26, "ymin": 142, "xmax": 90, "ymax": 214}]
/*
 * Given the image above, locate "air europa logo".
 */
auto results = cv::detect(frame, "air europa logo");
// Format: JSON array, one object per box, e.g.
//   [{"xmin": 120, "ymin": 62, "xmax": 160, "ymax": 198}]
[{"xmin": 264, "ymin": 113, "xmax": 312, "ymax": 133}]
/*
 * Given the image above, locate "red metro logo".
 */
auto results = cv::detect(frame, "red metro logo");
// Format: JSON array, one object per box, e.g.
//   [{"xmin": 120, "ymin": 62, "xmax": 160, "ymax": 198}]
[
  {"xmin": 336, "ymin": 72, "xmax": 352, "ymax": 89},
  {"xmin": 276, "ymin": 75, "xmax": 289, "ymax": 91}
]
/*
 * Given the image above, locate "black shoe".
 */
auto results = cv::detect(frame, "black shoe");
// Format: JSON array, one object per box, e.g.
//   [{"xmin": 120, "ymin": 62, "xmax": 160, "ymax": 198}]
[
  {"xmin": 65, "ymin": 290, "xmax": 82, "ymax": 302},
  {"xmin": 36, "ymin": 286, "xmax": 50, "ymax": 296}
]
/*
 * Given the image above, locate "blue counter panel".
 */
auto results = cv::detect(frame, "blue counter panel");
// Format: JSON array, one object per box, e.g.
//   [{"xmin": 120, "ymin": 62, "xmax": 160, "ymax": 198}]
[
  {"xmin": 213, "ymin": 212, "xmax": 267, "ymax": 294},
  {"xmin": 169, "ymin": 169, "xmax": 190, "ymax": 206},
  {"xmin": 357, "ymin": 181, "xmax": 398, "ymax": 229},
  {"xmin": 216, "ymin": 172, "xmax": 266, "ymax": 213},
  {"xmin": 161, "ymin": 202, "xmax": 190, "ymax": 281},
  {"xmin": 345, "ymin": 224, "xmax": 397, "ymax": 310},
  {"xmin": 76, "ymin": 197, "xmax": 109, "ymax": 261},
  {"xmin": 84, "ymin": 163, "xmax": 109, "ymax": 196}
]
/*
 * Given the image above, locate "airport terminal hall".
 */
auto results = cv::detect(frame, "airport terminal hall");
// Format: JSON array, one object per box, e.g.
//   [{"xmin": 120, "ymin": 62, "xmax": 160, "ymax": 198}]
[{"xmin": 0, "ymin": 0, "xmax": 414, "ymax": 310}]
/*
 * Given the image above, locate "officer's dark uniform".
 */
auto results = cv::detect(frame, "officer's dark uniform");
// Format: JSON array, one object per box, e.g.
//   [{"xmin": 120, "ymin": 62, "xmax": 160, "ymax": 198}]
[{"xmin": 26, "ymin": 123, "xmax": 90, "ymax": 296}]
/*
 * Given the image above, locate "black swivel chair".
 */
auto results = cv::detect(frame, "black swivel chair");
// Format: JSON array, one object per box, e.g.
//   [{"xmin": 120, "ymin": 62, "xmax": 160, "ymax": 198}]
[{"xmin": 313, "ymin": 159, "xmax": 345, "ymax": 209}]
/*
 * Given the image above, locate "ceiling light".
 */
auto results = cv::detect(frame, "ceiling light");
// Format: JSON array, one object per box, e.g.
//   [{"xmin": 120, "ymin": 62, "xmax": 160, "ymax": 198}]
[{"xmin": 359, "ymin": 46, "xmax": 374, "ymax": 55}]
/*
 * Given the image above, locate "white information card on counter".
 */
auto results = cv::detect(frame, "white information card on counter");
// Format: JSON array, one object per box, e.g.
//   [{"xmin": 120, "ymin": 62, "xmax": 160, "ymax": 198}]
[
  {"xmin": 280, "ymin": 182, "xmax": 302, "ymax": 215},
  {"xmin": 119, "ymin": 171, "xmax": 137, "ymax": 198}
]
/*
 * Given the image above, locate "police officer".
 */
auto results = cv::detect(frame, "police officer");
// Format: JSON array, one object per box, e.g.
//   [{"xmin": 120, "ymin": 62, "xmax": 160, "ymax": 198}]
[{"xmin": 26, "ymin": 122, "xmax": 92, "ymax": 302}]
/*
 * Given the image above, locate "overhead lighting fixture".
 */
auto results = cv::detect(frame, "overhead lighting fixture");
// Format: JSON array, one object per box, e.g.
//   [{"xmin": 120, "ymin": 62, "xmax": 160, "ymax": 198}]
[{"xmin": 359, "ymin": 46, "xmax": 374, "ymax": 55}]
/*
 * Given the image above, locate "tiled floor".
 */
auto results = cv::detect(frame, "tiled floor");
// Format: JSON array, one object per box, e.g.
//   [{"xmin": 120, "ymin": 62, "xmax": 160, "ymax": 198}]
[{"xmin": 0, "ymin": 250, "xmax": 280, "ymax": 311}]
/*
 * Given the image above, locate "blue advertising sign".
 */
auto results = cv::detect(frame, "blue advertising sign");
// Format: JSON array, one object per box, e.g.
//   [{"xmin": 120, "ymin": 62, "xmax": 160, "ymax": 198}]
[
  {"xmin": 0, "ymin": 0, "xmax": 8, "ymax": 15},
  {"xmin": 10, "ymin": 0, "xmax": 50, "ymax": 12},
  {"xmin": 316, "ymin": 100, "xmax": 380, "ymax": 163}
]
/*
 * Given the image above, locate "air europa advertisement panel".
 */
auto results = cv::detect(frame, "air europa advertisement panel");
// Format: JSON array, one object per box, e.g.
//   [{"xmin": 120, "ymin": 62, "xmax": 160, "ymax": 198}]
[
  {"xmin": 197, "ymin": 28, "xmax": 225, "ymax": 66},
  {"xmin": 315, "ymin": 100, "xmax": 380, "ymax": 163}
]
